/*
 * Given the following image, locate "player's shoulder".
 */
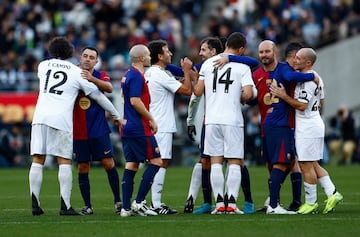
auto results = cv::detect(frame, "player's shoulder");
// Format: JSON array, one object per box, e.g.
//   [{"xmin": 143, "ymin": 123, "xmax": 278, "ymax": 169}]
[
  {"xmin": 253, "ymin": 66, "xmax": 267, "ymax": 77},
  {"xmin": 98, "ymin": 70, "xmax": 110, "ymax": 81}
]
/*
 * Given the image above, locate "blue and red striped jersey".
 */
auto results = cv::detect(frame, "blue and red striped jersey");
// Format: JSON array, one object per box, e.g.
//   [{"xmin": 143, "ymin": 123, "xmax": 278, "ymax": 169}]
[
  {"xmin": 73, "ymin": 70, "xmax": 111, "ymax": 140},
  {"xmin": 121, "ymin": 67, "xmax": 153, "ymax": 137}
]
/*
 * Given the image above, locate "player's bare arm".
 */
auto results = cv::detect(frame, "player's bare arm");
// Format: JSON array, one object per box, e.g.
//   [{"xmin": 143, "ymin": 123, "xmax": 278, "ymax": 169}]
[
  {"xmin": 240, "ymin": 85, "xmax": 254, "ymax": 104},
  {"xmin": 177, "ymin": 57, "xmax": 193, "ymax": 96},
  {"xmin": 213, "ymin": 53, "xmax": 229, "ymax": 69},
  {"xmin": 81, "ymin": 70, "xmax": 113, "ymax": 93},
  {"xmin": 270, "ymin": 83, "xmax": 307, "ymax": 111},
  {"xmin": 130, "ymin": 97, "xmax": 158, "ymax": 134}
]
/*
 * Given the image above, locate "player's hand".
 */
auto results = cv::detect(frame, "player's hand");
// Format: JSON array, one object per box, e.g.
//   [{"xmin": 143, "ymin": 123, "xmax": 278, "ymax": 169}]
[
  {"xmin": 190, "ymin": 67, "xmax": 199, "ymax": 83},
  {"xmin": 149, "ymin": 119, "xmax": 158, "ymax": 134},
  {"xmin": 187, "ymin": 125, "xmax": 196, "ymax": 142},
  {"xmin": 313, "ymin": 72, "xmax": 320, "ymax": 85},
  {"xmin": 213, "ymin": 53, "xmax": 229, "ymax": 69},
  {"xmin": 270, "ymin": 83, "xmax": 287, "ymax": 99},
  {"xmin": 81, "ymin": 69, "xmax": 91, "ymax": 81},
  {"xmin": 181, "ymin": 57, "xmax": 193, "ymax": 72}
]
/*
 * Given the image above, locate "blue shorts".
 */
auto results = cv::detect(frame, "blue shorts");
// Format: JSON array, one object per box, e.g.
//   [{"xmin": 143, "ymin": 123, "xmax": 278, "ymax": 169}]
[
  {"xmin": 73, "ymin": 135, "xmax": 114, "ymax": 162},
  {"xmin": 122, "ymin": 136, "xmax": 161, "ymax": 163},
  {"xmin": 200, "ymin": 125, "xmax": 210, "ymax": 159},
  {"xmin": 263, "ymin": 126, "xmax": 295, "ymax": 165}
]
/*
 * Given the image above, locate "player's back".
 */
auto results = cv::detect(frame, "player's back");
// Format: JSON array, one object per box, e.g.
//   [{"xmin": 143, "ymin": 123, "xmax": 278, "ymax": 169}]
[
  {"xmin": 200, "ymin": 54, "xmax": 253, "ymax": 126},
  {"xmin": 33, "ymin": 58, "xmax": 98, "ymax": 132}
]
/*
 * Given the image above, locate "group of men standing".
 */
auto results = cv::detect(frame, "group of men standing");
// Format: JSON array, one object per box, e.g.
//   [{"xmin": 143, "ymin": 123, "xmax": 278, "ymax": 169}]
[{"xmin": 28, "ymin": 31, "xmax": 343, "ymax": 217}]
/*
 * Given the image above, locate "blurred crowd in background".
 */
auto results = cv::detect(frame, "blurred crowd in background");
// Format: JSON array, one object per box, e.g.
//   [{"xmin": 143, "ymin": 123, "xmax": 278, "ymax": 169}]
[{"xmin": 1, "ymin": 0, "xmax": 360, "ymax": 167}]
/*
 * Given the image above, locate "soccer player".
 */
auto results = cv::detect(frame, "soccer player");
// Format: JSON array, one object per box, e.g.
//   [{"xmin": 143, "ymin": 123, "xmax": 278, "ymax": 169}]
[
  {"xmin": 252, "ymin": 40, "xmax": 317, "ymax": 214},
  {"xmin": 145, "ymin": 39, "xmax": 193, "ymax": 215},
  {"xmin": 270, "ymin": 48, "xmax": 343, "ymax": 214},
  {"xmin": 183, "ymin": 37, "xmax": 259, "ymax": 214},
  {"xmin": 119, "ymin": 44, "xmax": 162, "ymax": 217},
  {"xmin": 194, "ymin": 32, "xmax": 255, "ymax": 214},
  {"xmin": 29, "ymin": 37, "xmax": 121, "ymax": 216},
  {"xmin": 255, "ymin": 42, "xmax": 305, "ymax": 212},
  {"xmin": 73, "ymin": 46, "xmax": 121, "ymax": 215}
]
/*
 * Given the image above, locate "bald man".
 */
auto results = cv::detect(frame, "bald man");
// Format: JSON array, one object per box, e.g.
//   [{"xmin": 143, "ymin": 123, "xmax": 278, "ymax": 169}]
[
  {"xmin": 252, "ymin": 40, "xmax": 317, "ymax": 214},
  {"xmin": 270, "ymin": 48, "xmax": 343, "ymax": 214},
  {"xmin": 119, "ymin": 44, "xmax": 162, "ymax": 217}
]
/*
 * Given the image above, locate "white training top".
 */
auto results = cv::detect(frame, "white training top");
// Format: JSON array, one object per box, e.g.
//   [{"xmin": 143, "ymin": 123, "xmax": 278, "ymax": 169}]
[
  {"xmin": 198, "ymin": 54, "xmax": 254, "ymax": 126},
  {"xmin": 145, "ymin": 65, "xmax": 182, "ymax": 133},
  {"xmin": 32, "ymin": 58, "xmax": 98, "ymax": 132},
  {"xmin": 294, "ymin": 70, "xmax": 325, "ymax": 138}
]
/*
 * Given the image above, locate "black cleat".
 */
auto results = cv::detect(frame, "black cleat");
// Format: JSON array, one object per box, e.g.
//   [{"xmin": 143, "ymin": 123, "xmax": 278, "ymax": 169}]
[
  {"xmin": 60, "ymin": 207, "xmax": 82, "ymax": 216},
  {"xmin": 60, "ymin": 196, "xmax": 82, "ymax": 216},
  {"xmin": 288, "ymin": 201, "xmax": 302, "ymax": 212},
  {"xmin": 31, "ymin": 193, "xmax": 44, "ymax": 216},
  {"xmin": 32, "ymin": 207, "xmax": 44, "ymax": 216},
  {"xmin": 153, "ymin": 203, "xmax": 178, "ymax": 215},
  {"xmin": 184, "ymin": 196, "xmax": 194, "ymax": 213},
  {"xmin": 256, "ymin": 206, "xmax": 268, "ymax": 213}
]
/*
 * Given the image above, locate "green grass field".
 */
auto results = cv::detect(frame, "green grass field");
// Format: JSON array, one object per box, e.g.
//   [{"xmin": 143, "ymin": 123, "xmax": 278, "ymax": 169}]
[{"xmin": 0, "ymin": 164, "xmax": 359, "ymax": 237}]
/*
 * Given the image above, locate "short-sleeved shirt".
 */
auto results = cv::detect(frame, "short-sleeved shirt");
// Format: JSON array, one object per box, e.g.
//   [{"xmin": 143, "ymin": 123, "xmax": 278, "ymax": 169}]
[
  {"xmin": 121, "ymin": 67, "xmax": 154, "ymax": 137},
  {"xmin": 294, "ymin": 70, "xmax": 325, "ymax": 138},
  {"xmin": 199, "ymin": 54, "xmax": 254, "ymax": 127},
  {"xmin": 145, "ymin": 65, "xmax": 181, "ymax": 133},
  {"xmin": 32, "ymin": 58, "xmax": 98, "ymax": 132}
]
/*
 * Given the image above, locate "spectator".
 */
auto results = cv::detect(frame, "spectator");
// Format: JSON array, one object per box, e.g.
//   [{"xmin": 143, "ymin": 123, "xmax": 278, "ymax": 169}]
[{"xmin": 0, "ymin": 122, "xmax": 27, "ymax": 167}]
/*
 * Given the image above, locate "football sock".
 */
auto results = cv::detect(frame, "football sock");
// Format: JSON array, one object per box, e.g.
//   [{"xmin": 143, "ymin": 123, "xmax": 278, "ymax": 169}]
[
  {"xmin": 106, "ymin": 166, "xmax": 121, "ymax": 203},
  {"xmin": 78, "ymin": 173, "xmax": 91, "ymax": 207},
  {"xmin": 241, "ymin": 165, "xmax": 253, "ymax": 203},
  {"xmin": 136, "ymin": 164, "xmax": 160, "ymax": 203},
  {"xmin": 151, "ymin": 167, "xmax": 166, "ymax": 208},
  {"xmin": 210, "ymin": 163, "xmax": 224, "ymax": 204},
  {"xmin": 291, "ymin": 172, "xmax": 302, "ymax": 204},
  {"xmin": 269, "ymin": 168, "xmax": 286, "ymax": 208},
  {"xmin": 187, "ymin": 162, "xmax": 202, "ymax": 201},
  {"xmin": 29, "ymin": 163, "xmax": 44, "ymax": 206},
  {"xmin": 226, "ymin": 164, "xmax": 241, "ymax": 201},
  {"xmin": 318, "ymin": 175, "xmax": 336, "ymax": 196},
  {"xmin": 303, "ymin": 182, "xmax": 317, "ymax": 205},
  {"xmin": 58, "ymin": 164, "xmax": 73, "ymax": 209},
  {"xmin": 122, "ymin": 169, "xmax": 135, "ymax": 210},
  {"xmin": 202, "ymin": 168, "xmax": 212, "ymax": 204}
]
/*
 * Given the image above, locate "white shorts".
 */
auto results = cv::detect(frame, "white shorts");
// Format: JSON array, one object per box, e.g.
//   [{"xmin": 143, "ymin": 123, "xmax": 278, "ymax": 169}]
[
  {"xmin": 30, "ymin": 124, "xmax": 73, "ymax": 159},
  {"xmin": 296, "ymin": 137, "xmax": 324, "ymax": 162},
  {"xmin": 204, "ymin": 124, "xmax": 244, "ymax": 159},
  {"xmin": 154, "ymin": 132, "xmax": 173, "ymax": 159}
]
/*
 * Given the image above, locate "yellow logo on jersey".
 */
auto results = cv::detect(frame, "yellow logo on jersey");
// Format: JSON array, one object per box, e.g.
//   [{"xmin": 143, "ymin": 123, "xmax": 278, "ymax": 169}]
[{"xmin": 79, "ymin": 97, "xmax": 91, "ymax": 110}]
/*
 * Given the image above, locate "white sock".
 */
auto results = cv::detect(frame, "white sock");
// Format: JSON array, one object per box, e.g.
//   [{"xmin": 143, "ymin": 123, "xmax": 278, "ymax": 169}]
[
  {"xmin": 151, "ymin": 167, "xmax": 166, "ymax": 209},
  {"xmin": 58, "ymin": 164, "xmax": 73, "ymax": 209},
  {"xmin": 226, "ymin": 164, "xmax": 241, "ymax": 202},
  {"xmin": 29, "ymin": 163, "xmax": 44, "ymax": 205},
  {"xmin": 187, "ymin": 163, "xmax": 202, "ymax": 201},
  {"xmin": 210, "ymin": 163, "xmax": 224, "ymax": 206},
  {"xmin": 303, "ymin": 182, "xmax": 317, "ymax": 204},
  {"xmin": 318, "ymin": 175, "xmax": 336, "ymax": 197}
]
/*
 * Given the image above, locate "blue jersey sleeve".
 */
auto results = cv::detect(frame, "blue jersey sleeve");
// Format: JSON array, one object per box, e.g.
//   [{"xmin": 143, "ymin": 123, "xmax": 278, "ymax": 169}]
[
  {"xmin": 166, "ymin": 62, "xmax": 203, "ymax": 77},
  {"xmin": 228, "ymin": 55, "xmax": 259, "ymax": 69},
  {"xmin": 282, "ymin": 63, "xmax": 314, "ymax": 82},
  {"xmin": 166, "ymin": 64, "xmax": 184, "ymax": 77}
]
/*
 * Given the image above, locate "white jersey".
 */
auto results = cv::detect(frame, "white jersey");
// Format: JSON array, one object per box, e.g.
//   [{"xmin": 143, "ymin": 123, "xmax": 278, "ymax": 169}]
[
  {"xmin": 32, "ymin": 58, "xmax": 98, "ymax": 132},
  {"xmin": 199, "ymin": 54, "xmax": 254, "ymax": 126},
  {"xmin": 145, "ymin": 65, "xmax": 182, "ymax": 133},
  {"xmin": 294, "ymin": 70, "xmax": 325, "ymax": 138}
]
